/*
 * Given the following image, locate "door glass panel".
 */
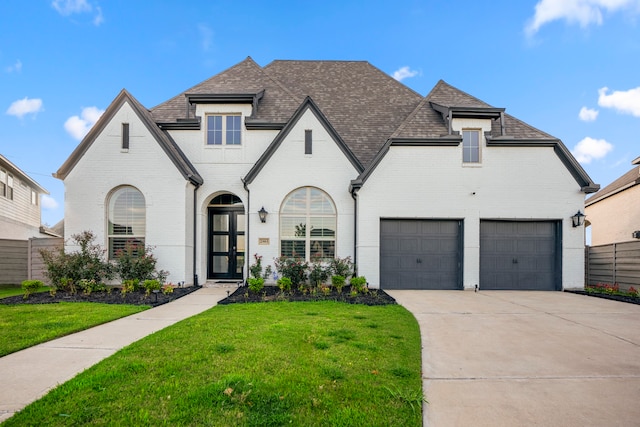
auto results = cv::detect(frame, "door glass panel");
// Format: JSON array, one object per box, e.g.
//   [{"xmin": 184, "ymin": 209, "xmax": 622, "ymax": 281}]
[
  {"xmin": 236, "ymin": 255, "xmax": 244, "ymax": 274},
  {"xmin": 213, "ymin": 214, "xmax": 228, "ymax": 232},
  {"xmin": 213, "ymin": 236, "xmax": 228, "ymax": 252},
  {"xmin": 236, "ymin": 235, "xmax": 245, "ymax": 252},
  {"xmin": 236, "ymin": 214, "xmax": 245, "ymax": 232},
  {"xmin": 212, "ymin": 256, "xmax": 228, "ymax": 273}
]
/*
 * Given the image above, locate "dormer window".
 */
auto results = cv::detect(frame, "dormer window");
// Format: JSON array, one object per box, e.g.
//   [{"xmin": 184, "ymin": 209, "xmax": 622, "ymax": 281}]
[
  {"xmin": 462, "ymin": 130, "xmax": 480, "ymax": 163},
  {"xmin": 207, "ymin": 115, "xmax": 242, "ymax": 145}
]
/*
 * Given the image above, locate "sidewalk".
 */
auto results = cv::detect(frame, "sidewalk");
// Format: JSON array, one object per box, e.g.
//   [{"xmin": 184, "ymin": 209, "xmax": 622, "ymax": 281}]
[{"xmin": 0, "ymin": 286, "xmax": 228, "ymax": 422}]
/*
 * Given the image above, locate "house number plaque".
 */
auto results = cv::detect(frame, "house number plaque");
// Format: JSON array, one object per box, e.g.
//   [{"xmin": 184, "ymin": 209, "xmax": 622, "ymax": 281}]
[{"xmin": 258, "ymin": 238, "xmax": 270, "ymax": 245}]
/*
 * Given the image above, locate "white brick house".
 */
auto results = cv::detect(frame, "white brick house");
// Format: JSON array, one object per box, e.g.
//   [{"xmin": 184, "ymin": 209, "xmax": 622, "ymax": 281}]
[{"xmin": 55, "ymin": 58, "xmax": 598, "ymax": 290}]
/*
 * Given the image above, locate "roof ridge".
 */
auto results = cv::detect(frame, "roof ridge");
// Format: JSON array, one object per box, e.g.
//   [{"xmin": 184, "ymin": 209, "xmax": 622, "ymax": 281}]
[
  {"xmin": 150, "ymin": 57, "xmax": 259, "ymax": 112},
  {"xmin": 434, "ymin": 80, "xmax": 494, "ymax": 107}
]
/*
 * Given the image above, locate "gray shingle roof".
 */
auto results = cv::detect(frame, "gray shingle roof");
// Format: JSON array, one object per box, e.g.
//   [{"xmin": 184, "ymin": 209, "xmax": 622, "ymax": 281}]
[
  {"xmin": 586, "ymin": 163, "xmax": 640, "ymax": 206},
  {"xmin": 143, "ymin": 58, "xmax": 596, "ymax": 191}
]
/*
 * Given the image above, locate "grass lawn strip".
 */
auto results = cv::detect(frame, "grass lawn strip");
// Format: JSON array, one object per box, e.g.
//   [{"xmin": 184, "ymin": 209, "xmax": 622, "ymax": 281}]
[
  {"xmin": 0, "ymin": 284, "xmax": 50, "ymax": 299},
  {"xmin": 4, "ymin": 301, "xmax": 423, "ymax": 426},
  {"xmin": 0, "ymin": 303, "xmax": 149, "ymax": 357}
]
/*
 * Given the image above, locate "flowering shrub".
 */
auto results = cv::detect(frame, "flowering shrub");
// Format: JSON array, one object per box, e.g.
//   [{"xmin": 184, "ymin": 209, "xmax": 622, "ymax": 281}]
[
  {"xmin": 329, "ymin": 256, "xmax": 354, "ymax": 279},
  {"xmin": 114, "ymin": 240, "xmax": 167, "ymax": 283},
  {"xmin": 274, "ymin": 257, "xmax": 309, "ymax": 286},
  {"xmin": 586, "ymin": 283, "xmax": 639, "ymax": 298},
  {"xmin": 250, "ymin": 254, "xmax": 273, "ymax": 279},
  {"xmin": 309, "ymin": 260, "xmax": 330, "ymax": 286}
]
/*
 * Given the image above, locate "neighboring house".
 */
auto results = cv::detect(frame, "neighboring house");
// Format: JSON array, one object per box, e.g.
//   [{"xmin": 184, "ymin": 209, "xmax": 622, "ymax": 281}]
[
  {"xmin": 54, "ymin": 57, "xmax": 598, "ymax": 290},
  {"xmin": 0, "ymin": 154, "xmax": 51, "ymax": 240},
  {"xmin": 585, "ymin": 156, "xmax": 640, "ymax": 245}
]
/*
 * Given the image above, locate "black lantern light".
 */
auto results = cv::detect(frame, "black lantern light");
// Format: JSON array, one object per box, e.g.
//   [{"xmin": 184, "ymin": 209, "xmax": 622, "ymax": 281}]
[
  {"xmin": 258, "ymin": 206, "xmax": 268, "ymax": 223},
  {"xmin": 571, "ymin": 210, "xmax": 585, "ymax": 227}
]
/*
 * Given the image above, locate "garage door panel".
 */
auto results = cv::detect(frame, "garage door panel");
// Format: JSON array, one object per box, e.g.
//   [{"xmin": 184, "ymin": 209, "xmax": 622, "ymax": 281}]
[
  {"xmin": 381, "ymin": 219, "xmax": 462, "ymax": 290},
  {"xmin": 480, "ymin": 220, "xmax": 559, "ymax": 291}
]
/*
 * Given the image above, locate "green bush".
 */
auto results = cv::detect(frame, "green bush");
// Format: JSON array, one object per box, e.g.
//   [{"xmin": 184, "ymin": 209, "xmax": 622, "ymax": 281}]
[
  {"xmin": 248, "ymin": 277, "xmax": 265, "ymax": 293},
  {"xmin": 309, "ymin": 260, "xmax": 330, "ymax": 287},
  {"xmin": 276, "ymin": 277, "xmax": 292, "ymax": 292},
  {"xmin": 331, "ymin": 275, "xmax": 346, "ymax": 293},
  {"xmin": 113, "ymin": 240, "xmax": 167, "ymax": 283},
  {"xmin": 77, "ymin": 279, "xmax": 106, "ymax": 295},
  {"xmin": 350, "ymin": 276, "xmax": 368, "ymax": 293},
  {"xmin": 143, "ymin": 279, "xmax": 162, "ymax": 296},
  {"xmin": 39, "ymin": 231, "xmax": 114, "ymax": 287},
  {"xmin": 329, "ymin": 256, "xmax": 353, "ymax": 279},
  {"xmin": 21, "ymin": 280, "xmax": 43, "ymax": 299},
  {"xmin": 274, "ymin": 257, "xmax": 308, "ymax": 286}
]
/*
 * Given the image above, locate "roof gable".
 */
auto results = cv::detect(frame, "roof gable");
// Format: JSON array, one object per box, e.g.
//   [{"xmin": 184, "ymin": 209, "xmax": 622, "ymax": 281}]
[
  {"xmin": 55, "ymin": 89, "xmax": 202, "ymax": 185},
  {"xmin": 0, "ymin": 154, "xmax": 48, "ymax": 194},
  {"xmin": 243, "ymin": 96, "xmax": 363, "ymax": 185},
  {"xmin": 151, "ymin": 57, "xmax": 300, "ymax": 126},
  {"xmin": 586, "ymin": 163, "xmax": 640, "ymax": 206}
]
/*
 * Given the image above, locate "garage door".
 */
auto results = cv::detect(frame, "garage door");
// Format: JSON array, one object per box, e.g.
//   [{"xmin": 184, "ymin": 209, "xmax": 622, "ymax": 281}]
[
  {"xmin": 380, "ymin": 219, "xmax": 462, "ymax": 290},
  {"xmin": 480, "ymin": 220, "xmax": 560, "ymax": 290}
]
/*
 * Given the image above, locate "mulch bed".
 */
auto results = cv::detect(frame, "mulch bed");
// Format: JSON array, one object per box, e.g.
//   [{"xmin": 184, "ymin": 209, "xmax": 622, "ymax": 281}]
[
  {"xmin": 0, "ymin": 286, "xmax": 201, "ymax": 307},
  {"xmin": 565, "ymin": 290, "xmax": 640, "ymax": 305},
  {"xmin": 218, "ymin": 285, "xmax": 396, "ymax": 306}
]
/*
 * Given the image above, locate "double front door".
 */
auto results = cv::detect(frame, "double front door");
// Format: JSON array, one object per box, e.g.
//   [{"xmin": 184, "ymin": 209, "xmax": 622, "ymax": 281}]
[{"xmin": 207, "ymin": 208, "xmax": 245, "ymax": 280}]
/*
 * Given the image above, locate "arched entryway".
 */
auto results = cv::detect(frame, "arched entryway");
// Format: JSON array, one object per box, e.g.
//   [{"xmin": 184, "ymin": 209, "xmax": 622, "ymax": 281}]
[{"xmin": 207, "ymin": 193, "xmax": 245, "ymax": 280}]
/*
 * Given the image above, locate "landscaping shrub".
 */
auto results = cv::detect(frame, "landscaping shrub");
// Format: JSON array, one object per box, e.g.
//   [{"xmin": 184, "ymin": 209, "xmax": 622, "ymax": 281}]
[
  {"xmin": 350, "ymin": 276, "xmax": 368, "ymax": 294},
  {"xmin": 277, "ymin": 277, "xmax": 292, "ymax": 292},
  {"xmin": 331, "ymin": 275, "xmax": 346, "ymax": 293},
  {"xmin": 143, "ymin": 279, "xmax": 162, "ymax": 296},
  {"xmin": 21, "ymin": 280, "xmax": 43, "ymax": 299},
  {"xmin": 329, "ymin": 256, "xmax": 353, "ymax": 279},
  {"xmin": 274, "ymin": 257, "xmax": 308, "ymax": 286},
  {"xmin": 40, "ymin": 231, "xmax": 114, "ymax": 286},
  {"xmin": 113, "ymin": 240, "xmax": 167, "ymax": 283},
  {"xmin": 247, "ymin": 277, "xmax": 265, "ymax": 293},
  {"xmin": 309, "ymin": 259, "xmax": 330, "ymax": 287}
]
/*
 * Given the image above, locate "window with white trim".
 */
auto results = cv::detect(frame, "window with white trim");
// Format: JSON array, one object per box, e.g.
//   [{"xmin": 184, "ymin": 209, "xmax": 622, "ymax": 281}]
[
  {"xmin": 0, "ymin": 169, "xmax": 6, "ymax": 198},
  {"xmin": 6, "ymin": 173, "xmax": 13, "ymax": 200},
  {"xmin": 31, "ymin": 189, "xmax": 38, "ymax": 205},
  {"xmin": 107, "ymin": 186, "xmax": 145, "ymax": 259},
  {"xmin": 206, "ymin": 115, "xmax": 241, "ymax": 145},
  {"xmin": 280, "ymin": 187, "xmax": 336, "ymax": 261},
  {"xmin": 462, "ymin": 130, "xmax": 480, "ymax": 163}
]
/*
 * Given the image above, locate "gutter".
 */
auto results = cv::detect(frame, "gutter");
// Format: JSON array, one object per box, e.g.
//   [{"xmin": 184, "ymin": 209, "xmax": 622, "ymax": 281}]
[
  {"xmin": 242, "ymin": 178, "xmax": 250, "ymax": 284},
  {"xmin": 351, "ymin": 187, "xmax": 358, "ymax": 276}
]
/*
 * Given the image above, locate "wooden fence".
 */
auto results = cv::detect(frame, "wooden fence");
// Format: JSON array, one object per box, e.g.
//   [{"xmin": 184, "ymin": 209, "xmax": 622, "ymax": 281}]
[
  {"xmin": 0, "ymin": 237, "xmax": 63, "ymax": 284},
  {"xmin": 585, "ymin": 240, "xmax": 640, "ymax": 290}
]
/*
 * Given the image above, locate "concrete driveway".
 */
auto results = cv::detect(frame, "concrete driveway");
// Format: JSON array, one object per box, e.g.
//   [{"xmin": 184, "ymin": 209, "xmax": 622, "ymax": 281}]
[{"xmin": 387, "ymin": 290, "xmax": 640, "ymax": 427}]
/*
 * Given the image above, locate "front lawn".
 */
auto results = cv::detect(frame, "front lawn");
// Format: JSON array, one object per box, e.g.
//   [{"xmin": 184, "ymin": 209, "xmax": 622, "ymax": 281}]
[
  {"xmin": 0, "ymin": 302, "xmax": 149, "ymax": 357},
  {"xmin": 4, "ymin": 301, "xmax": 423, "ymax": 426}
]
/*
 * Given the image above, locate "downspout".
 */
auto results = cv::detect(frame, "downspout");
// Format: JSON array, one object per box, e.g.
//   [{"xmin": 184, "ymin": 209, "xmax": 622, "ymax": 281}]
[
  {"xmin": 192, "ymin": 182, "xmax": 201, "ymax": 287},
  {"xmin": 351, "ymin": 189, "xmax": 358, "ymax": 276}
]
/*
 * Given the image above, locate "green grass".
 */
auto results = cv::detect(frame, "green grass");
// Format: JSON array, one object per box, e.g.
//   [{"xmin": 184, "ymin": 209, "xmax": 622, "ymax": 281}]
[
  {"xmin": 0, "ymin": 303, "xmax": 149, "ymax": 357},
  {"xmin": 4, "ymin": 301, "xmax": 423, "ymax": 426},
  {"xmin": 0, "ymin": 284, "xmax": 50, "ymax": 299}
]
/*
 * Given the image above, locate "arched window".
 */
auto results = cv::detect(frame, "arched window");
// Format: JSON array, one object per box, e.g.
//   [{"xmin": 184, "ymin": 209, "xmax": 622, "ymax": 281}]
[
  {"xmin": 107, "ymin": 186, "xmax": 145, "ymax": 259},
  {"xmin": 280, "ymin": 187, "xmax": 335, "ymax": 261}
]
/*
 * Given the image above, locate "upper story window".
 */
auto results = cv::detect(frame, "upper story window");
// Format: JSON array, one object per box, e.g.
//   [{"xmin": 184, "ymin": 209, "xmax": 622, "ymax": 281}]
[
  {"xmin": 462, "ymin": 130, "xmax": 480, "ymax": 163},
  {"xmin": 6, "ymin": 173, "xmax": 14, "ymax": 200},
  {"xmin": 0, "ymin": 169, "xmax": 6, "ymax": 198},
  {"xmin": 207, "ymin": 115, "xmax": 241, "ymax": 146},
  {"xmin": 31, "ymin": 189, "xmax": 38, "ymax": 205},
  {"xmin": 280, "ymin": 187, "xmax": 336, "ymax": 261}
]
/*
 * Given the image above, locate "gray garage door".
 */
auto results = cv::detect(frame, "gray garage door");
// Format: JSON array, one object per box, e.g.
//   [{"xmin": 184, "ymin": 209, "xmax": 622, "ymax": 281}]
[
  {"xmin": 480, "ymin": 220, "xmax": 560, "ymax": 291},
  {"xmin": 380, "ymin": 219, "xmax": 462, "ymax": 290}
]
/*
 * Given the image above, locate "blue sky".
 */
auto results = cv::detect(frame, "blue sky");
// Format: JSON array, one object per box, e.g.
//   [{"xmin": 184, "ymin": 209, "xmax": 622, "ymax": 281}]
[{"xmin": 1, "ymin": 0, "xmax": 639, "ymax": 227}]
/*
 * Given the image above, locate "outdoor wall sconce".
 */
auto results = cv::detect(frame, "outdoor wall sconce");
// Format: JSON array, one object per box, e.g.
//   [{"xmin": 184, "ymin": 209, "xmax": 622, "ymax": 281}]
[
  {"xmin": 258, "ymin": 206, "xmax": 268, "ymax": 223},
  {"xmin": 571, "ymin": 210, "xmax": 585, "ymax": 227}
]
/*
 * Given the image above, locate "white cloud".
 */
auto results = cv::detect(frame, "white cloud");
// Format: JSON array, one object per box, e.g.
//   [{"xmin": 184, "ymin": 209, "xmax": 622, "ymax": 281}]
[
  {"xmin": 598, "ymin": 86, "xmax": 640, "ymax": 117},
  {"xmin": 6, "ymin": 97, "xmax": 44, "ymax": 118},
  {"xmin": 41, "ymin": 195, "xmax": 59, "ymax": 210},
  {"xmin": 198, "ymin": 24, "xmax": 213, "ymax": 51},
  {"xmin": 52, "ymin": 0, "xmax": 103, "ymax": 26},
  {"xmin": 525, "ymin": 0, "xmax": 640, "ymax": 36},
  {"xmin": 52, "ymin": 0, "xmax": 91, "ymax": 15},
  {"xmin": 578, "ymin": 106, "xmax": 599, "ymax": 121},
  {"xmin": 64, "ymin": 106, "xmax": 104, "ymax": 140},
  {"xmin": 392, "ymin": 66, "xmax": 419, "ymax": 81},
  {"xmin": 5, "ymin": 59, "xmax": 22, "ymax": 73},
  {"xmin": 572, "ymin": 136, "xmax": 614, "ymax": 163}
]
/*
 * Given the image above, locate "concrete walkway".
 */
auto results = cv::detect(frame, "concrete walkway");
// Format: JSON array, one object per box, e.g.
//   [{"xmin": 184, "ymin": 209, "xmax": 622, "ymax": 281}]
[
  {"xmin": 388, "ymin": 290, "xmax": 640, "ymax": 427},
  {"xmin": 0, "ymin": 286, "xmax": 228, "ymax": 422}
]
